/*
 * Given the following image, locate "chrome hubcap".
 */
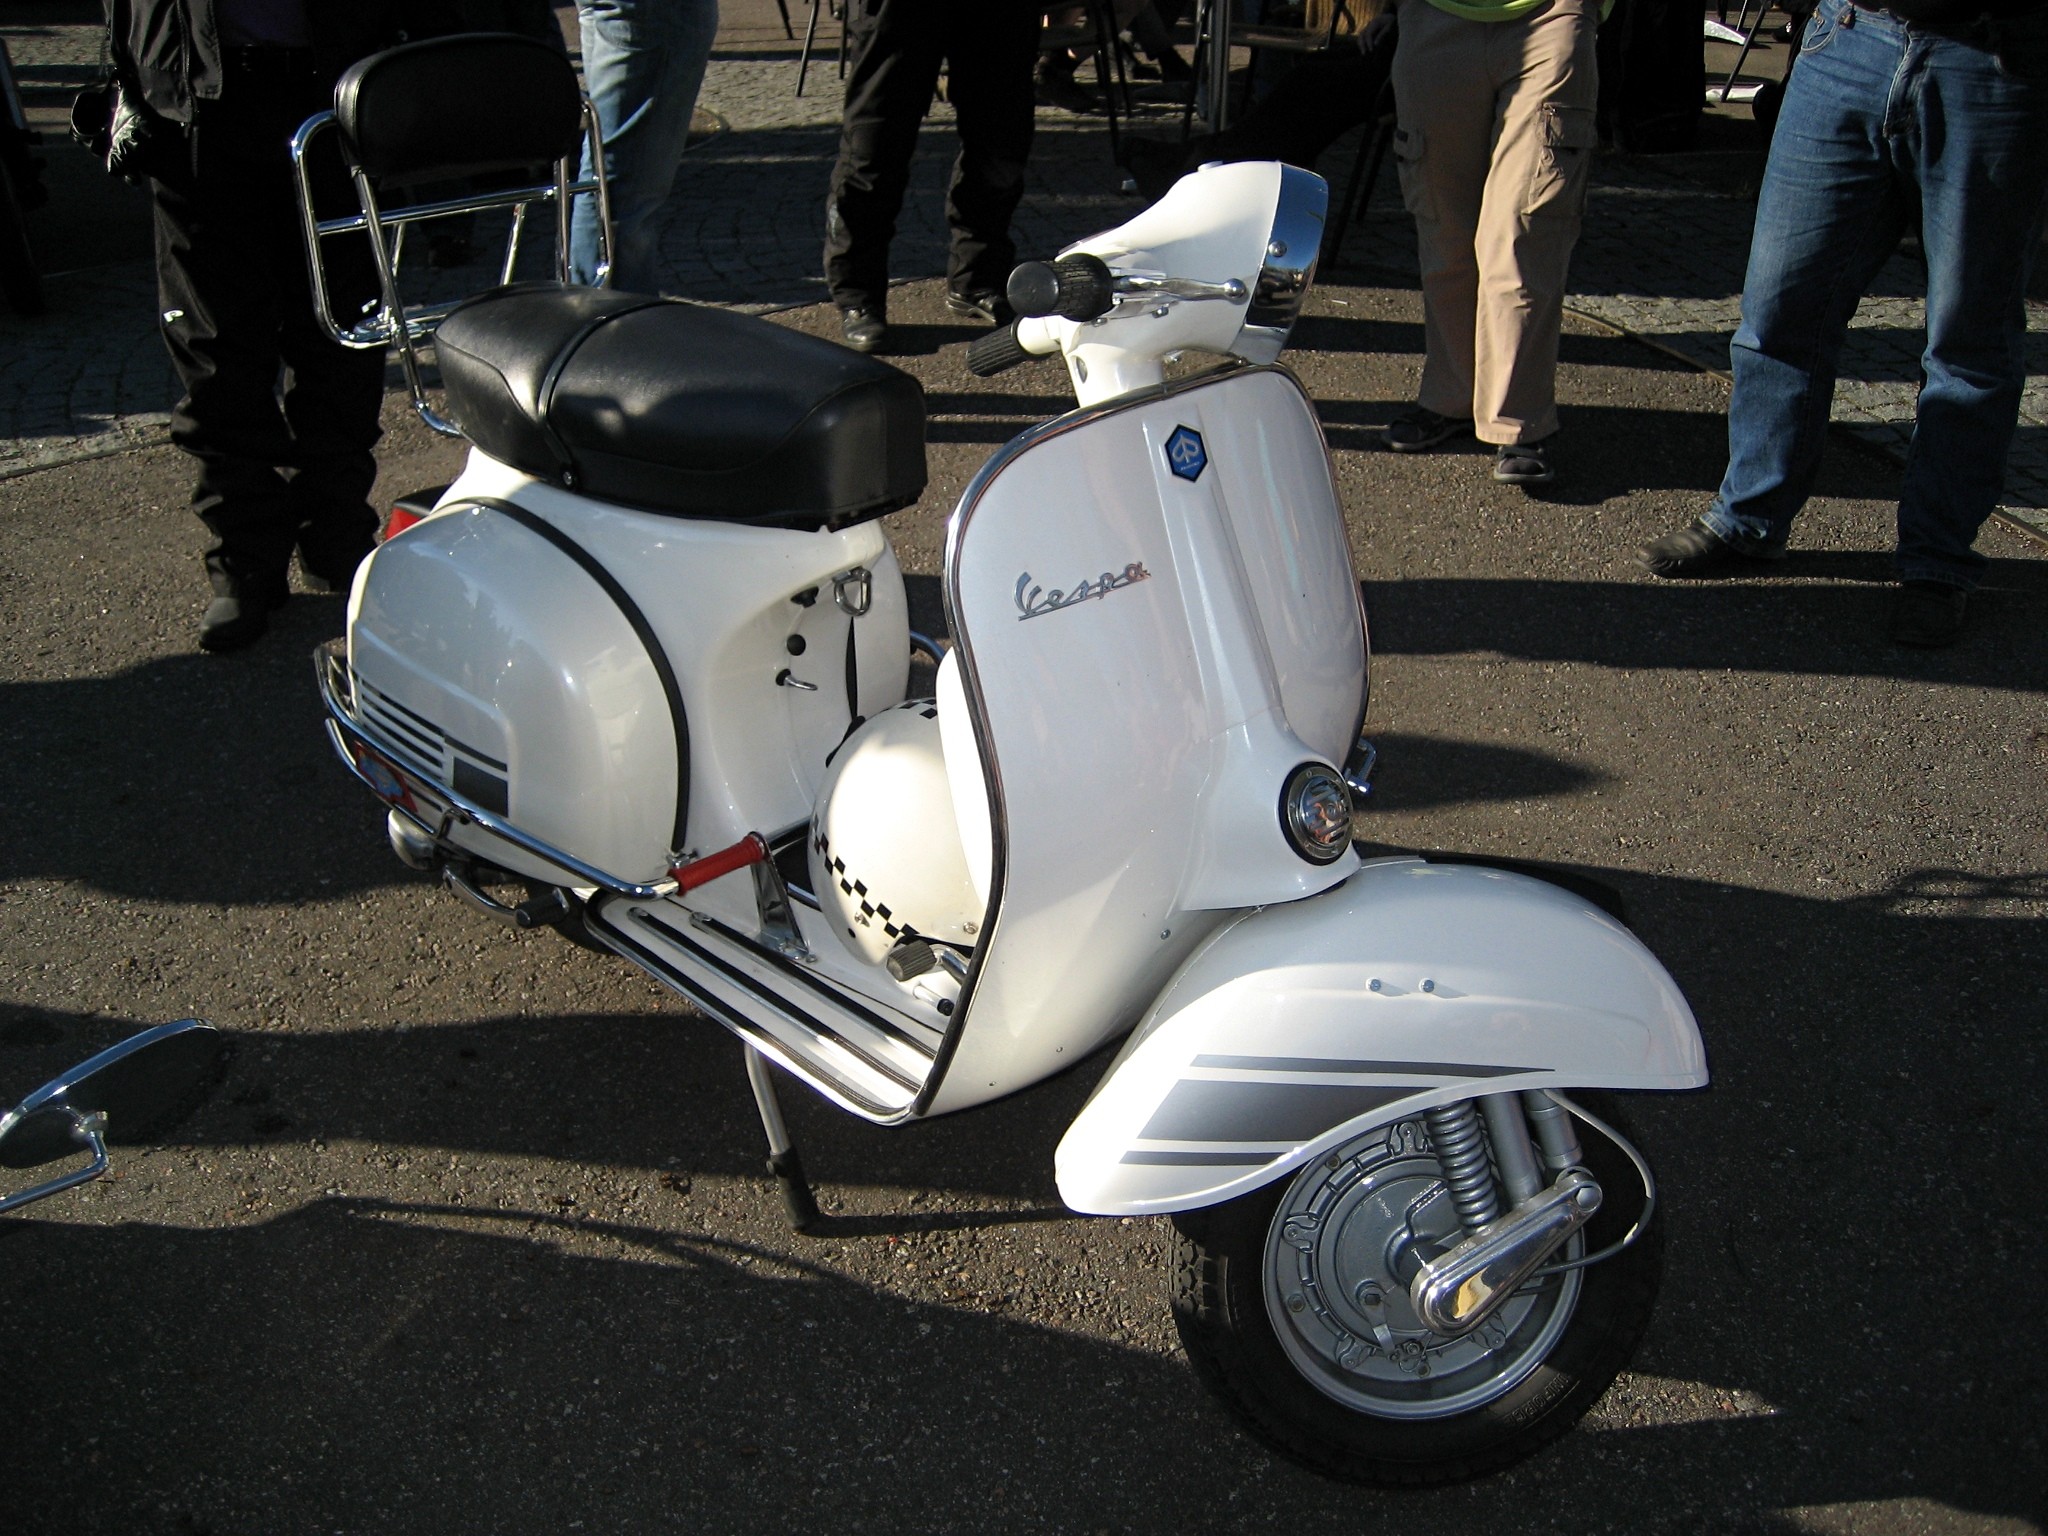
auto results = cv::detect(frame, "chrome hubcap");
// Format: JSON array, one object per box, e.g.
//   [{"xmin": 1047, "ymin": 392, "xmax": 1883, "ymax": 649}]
[{"xmin": 1264, "ymin": 1117, "xmax": 1582, "ymax": 1420}]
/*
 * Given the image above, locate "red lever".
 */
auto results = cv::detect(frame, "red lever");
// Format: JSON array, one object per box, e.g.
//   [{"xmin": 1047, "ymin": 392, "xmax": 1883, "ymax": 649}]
[{"xmin": 670, "ymin": 833, "xmax": 769, "ymax": 893}]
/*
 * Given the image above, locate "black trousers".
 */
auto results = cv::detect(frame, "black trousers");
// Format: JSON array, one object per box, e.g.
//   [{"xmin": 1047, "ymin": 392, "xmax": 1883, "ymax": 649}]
[
  {"xmin": 823, "ymin": 0, "xmax": 1042, "ymax": 314},
  {"xmin": 150, "ymin": 50, "xmax": 385, "ymax": 594}
]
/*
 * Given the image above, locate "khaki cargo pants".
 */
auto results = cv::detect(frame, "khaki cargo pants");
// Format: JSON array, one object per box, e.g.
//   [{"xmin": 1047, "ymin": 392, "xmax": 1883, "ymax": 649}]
[{"xmin": 1391, "ymin": 0, "xmax": 1600, "ymax": 446}]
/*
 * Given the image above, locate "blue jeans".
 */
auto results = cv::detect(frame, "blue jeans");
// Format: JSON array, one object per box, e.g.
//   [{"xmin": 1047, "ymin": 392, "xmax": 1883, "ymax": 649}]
[
  {"xmin": 1704, "ymin": 0, "xmax": 2048, "ymax": 588},
  {"xmin": 570, "ymin": 0, "xmax": 720, "ymax": 292}
]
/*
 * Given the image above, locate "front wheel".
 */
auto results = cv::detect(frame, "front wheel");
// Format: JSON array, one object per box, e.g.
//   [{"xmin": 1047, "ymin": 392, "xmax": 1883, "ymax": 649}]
[{"xmin": 1168, "ymin": 1093, "xmax": 1661, "ymax": 1485}]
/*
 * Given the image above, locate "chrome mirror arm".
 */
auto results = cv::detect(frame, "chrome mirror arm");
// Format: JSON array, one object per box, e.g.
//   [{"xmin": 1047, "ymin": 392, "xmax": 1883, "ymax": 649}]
[{"xmin": 0, "ymin": 1108, "xmax": 109, "ymax": 1215}]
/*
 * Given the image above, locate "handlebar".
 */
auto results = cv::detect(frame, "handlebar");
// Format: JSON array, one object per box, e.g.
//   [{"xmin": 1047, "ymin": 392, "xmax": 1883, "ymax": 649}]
[
  {"xmin": 1006, "ymin": 254, "xmax": 1117, "ymax": 323},
  {"xmin": 966, "ymin": 322, "xmax": 1034, "ymax": 378},
  {"xmin": 967, "ymin": 250, "xmax": 1257, "ymax": 379}
]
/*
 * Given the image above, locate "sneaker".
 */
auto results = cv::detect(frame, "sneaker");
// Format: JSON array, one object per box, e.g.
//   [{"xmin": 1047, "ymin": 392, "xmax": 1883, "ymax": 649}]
[
  {"xmin": 1492, "ymin": 438, "xmax": 1556, "ymax": 486},
  {"xmin": 198, "ymin": 580, "xmax": 289, "ymax": 654},
  {"xmin": 945, "ymin": 288, "xmax": 1013, "ymax": 326},
  {"xmin": 840, "ymin": 307, "xmax": 886, "ymax": 353},
  {"xmin": 1381, "ymin": 408, "xmax": 1472, "ymax": 453},
  {"xmin": 1635, "ymin": 517, "xmax": 1784, "ymax": 579},
  {"xmin": 1889, "ymin": 579, "xmax": 1968, "ymax": 648}
]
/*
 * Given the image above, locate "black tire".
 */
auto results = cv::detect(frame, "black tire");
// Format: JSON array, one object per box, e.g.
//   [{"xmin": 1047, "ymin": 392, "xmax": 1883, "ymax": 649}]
[
  {"xmin": 1169, "ymin": 1092, "xmax": 1662, "ymax": 1486},
  {"xmin": 0, "ymin": 155, "xmax": 46, "ymax": 318}
]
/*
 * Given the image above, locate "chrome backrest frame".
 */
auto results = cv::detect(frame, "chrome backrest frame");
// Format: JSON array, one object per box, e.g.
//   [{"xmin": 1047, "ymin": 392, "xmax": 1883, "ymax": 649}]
[{"xmin": 290, "ymin": 100, "xmax": 615, "ymax": 437}]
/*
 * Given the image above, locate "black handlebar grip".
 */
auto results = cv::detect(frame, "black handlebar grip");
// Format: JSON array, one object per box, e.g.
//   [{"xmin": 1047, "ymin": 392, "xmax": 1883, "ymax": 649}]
[
  {"xmin": 1006, "ymin": 254, "xmax": 1117, "ymax": 322},
  {"xmin": 966, "ymin": 321, "xmax": 1032, "ymax": 377}
]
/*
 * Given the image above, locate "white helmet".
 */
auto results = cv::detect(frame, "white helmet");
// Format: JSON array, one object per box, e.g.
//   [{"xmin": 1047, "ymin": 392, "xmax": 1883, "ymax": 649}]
[{"xmin": 810, "ymin": 699, "xmax": 983, "ymax": 968}]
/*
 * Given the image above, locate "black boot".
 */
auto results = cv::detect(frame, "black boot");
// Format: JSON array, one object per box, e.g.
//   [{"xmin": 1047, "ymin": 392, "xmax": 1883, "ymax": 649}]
[{"xmin": 199, "ymin": 556, "xmax": 290, "ymax": 653}]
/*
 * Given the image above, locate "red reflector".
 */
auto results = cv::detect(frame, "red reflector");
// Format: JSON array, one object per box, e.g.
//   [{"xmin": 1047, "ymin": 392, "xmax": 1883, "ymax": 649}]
[{"xmin": 382, "ymin": 505, "xmax": 426, "ymax": 541}]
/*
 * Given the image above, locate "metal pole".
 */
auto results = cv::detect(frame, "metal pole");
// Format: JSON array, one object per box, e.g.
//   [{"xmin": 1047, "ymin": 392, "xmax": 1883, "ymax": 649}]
[{"xmin": 1205, "ymin": 0, "xmax": 1234, "ymax": 132}]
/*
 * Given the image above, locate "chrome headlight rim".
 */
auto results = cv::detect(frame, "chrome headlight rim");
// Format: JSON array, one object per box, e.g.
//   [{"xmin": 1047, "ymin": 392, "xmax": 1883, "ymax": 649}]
[{"xmin": 1279, "ymin": 759, "xmax": 1353, "ymax": 865}]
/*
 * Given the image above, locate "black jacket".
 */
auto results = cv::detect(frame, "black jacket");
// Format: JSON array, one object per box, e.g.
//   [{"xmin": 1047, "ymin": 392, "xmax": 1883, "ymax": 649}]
[{"xmin": 103, "ymin": 0, "xmax": 470, "ymax": 125}]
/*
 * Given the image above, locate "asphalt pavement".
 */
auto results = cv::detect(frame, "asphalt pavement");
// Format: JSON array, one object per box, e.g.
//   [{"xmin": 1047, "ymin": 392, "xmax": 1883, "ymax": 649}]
[{"xmin": 0, "ymin": 5, "xmax": 2044, "ymax": 1535}]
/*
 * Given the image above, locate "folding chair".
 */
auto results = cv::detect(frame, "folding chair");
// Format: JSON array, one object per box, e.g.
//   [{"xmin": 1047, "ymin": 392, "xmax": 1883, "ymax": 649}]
[{"xmin": 1041, "ymin": 1, "xmax": 1134, "ymax": 165}]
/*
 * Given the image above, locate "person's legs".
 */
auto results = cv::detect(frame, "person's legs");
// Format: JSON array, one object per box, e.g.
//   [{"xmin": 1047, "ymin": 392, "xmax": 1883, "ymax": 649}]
[
  {"xmin": 1390, "ymin": 0, "xmax": 1495, "ymax": 427},
  {"xmin": 824, "ymin": 0, "xmax": 945, "ymax": 321},
  {"xmin": 279, "ymin": 220, "xmax": 386, "ymax": 588},
  {"xmin": 1894, "ymin": 11, "xmax": 2048, "ymax": 590},
  {"xmin": 151, "ymin": 134, "xmax": 299, "ymax": 638},
  {"xmin": 571, "ymin": 0, "xmax": 721, "ymax": 292},
  {"xmin": 939, "ymin": 2, "xmax": 1041, "ymax": 303},
  {"xmin": 1702, "ymin": 0, "xmax": 1910, "ymax": 552},
  {"xmin": 1469, "ymin": 0, "xmax": 1598, "ymax": 449}
]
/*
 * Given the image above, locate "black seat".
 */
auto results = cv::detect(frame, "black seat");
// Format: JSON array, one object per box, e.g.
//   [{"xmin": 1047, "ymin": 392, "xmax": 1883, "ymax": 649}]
[{"xmin": 433, "ymin": 286, "xmax": 928, "ymax": 529}]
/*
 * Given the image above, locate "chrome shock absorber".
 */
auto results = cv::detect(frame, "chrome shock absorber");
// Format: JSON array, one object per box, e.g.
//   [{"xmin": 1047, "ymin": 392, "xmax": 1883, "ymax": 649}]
[{"xmin": 1423, "ymin": 1100, "xmax": 1501, "ymax": 1233}]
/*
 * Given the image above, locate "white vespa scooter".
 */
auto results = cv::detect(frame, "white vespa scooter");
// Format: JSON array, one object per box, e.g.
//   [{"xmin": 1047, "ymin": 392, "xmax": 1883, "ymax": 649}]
[{"xmin": 298, "ymin": 35, "xmax": 1706, "ymax": 1485}]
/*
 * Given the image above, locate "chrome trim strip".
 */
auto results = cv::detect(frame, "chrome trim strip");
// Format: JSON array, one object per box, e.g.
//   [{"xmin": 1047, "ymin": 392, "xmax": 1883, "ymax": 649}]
[
  {"xmin": 623, "ymin": 910, "xmax": 923, "ymax": 1092},
  {"xmin": 314, "ymin": 641, "xmax": 679, "ymax": 902},
  {"xmin": 1188, "ymin": 1055, "xmax": 1543, "ymax": 1077},
  {"xmin": 680, "ymin": 911, "xmax": 940, "ymax": 1066},
  {"xmin": 583, "ymin": 906, "xmax": 899, "ymax": 1120}
]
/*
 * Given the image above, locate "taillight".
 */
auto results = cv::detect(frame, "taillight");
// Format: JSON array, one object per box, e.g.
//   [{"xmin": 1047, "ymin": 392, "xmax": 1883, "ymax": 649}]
[{"xmin": 382, "ymin": 504, "xmax": 426, "ymax": 541}]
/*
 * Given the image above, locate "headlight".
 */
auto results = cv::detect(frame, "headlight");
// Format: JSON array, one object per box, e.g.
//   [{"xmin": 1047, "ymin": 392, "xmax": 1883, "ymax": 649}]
[
  {"xmin": 1280, "ymin": 761, "xmax": 1352, "ymax": 864},
  {"xmin": 1240, "ymin": 164, "xmax": 1328, "ymax": 358}
]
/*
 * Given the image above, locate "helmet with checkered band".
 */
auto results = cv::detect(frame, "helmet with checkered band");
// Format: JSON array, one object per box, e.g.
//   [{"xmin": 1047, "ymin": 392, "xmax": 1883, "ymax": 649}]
[{"xmin": 809, "ymin": 699, "xmax": 983, "ymax": 969}]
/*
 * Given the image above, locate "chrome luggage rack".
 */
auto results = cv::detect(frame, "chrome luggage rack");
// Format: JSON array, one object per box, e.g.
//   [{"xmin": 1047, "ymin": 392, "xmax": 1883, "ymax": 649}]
[{"xmin": 290, "ymin": 88, "xmax": 613, "ymax": 436}]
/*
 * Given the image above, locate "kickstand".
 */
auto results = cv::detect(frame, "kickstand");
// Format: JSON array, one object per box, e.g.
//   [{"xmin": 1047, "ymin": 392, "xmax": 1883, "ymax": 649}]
[{"xmin": 744, "ymin": 1044, "xmax": 820, "ymax": 1232}]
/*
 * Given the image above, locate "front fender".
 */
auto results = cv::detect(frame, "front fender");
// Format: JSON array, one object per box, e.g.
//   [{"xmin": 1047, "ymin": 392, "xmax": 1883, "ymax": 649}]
[{"xmin": 1054, "ymin": 857, "xmax": 1706, "ymax": 1216}]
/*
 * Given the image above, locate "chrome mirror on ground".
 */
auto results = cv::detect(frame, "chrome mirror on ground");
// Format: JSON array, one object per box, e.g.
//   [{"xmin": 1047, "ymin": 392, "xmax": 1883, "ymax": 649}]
[{"xmin": 0, "ymin": 1020, "xmax": 226, "ymax": 1214}]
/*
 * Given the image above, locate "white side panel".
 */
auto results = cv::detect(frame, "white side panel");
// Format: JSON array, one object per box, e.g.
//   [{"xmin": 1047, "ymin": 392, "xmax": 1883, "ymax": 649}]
[
  {"xmin": 927, "ymin": 369, "xmax": 1364, "ymax": 1113},
  {"xmin": 440, "ymin": 454, "xmax": 909, "ymax": 859},
  {"xmin": 1053, "ymin": 859, "xmax": 1709, "ymax": 1215},
  {"xmin": 350, "ymin": 504, "xmax": 677, "ymax": 883}
]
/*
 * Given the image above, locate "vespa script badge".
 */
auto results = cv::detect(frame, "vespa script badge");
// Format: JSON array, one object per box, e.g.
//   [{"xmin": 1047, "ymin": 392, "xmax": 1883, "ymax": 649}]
[{"xmin": 1015, "ymin": 563, "xmax": 1152, "ymax": 622}]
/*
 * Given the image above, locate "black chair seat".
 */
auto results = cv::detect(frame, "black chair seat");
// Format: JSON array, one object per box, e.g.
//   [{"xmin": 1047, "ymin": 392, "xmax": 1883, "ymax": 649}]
[{"xmin": 433, "ymin": 286, "xmax": 927, "ymax": 529}]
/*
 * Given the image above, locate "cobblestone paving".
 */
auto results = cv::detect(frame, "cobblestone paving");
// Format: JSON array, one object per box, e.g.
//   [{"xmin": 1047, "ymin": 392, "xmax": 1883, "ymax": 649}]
[{"xmin": 3, "ymin": 4, "xmax": 2045, "ymax": 541}]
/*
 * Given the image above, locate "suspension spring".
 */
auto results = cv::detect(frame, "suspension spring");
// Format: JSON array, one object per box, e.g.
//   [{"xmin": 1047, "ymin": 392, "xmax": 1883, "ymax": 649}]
[{"xmin": 1424, "ymin": 1100, "xmax": 1502, "ymax": 1232}]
